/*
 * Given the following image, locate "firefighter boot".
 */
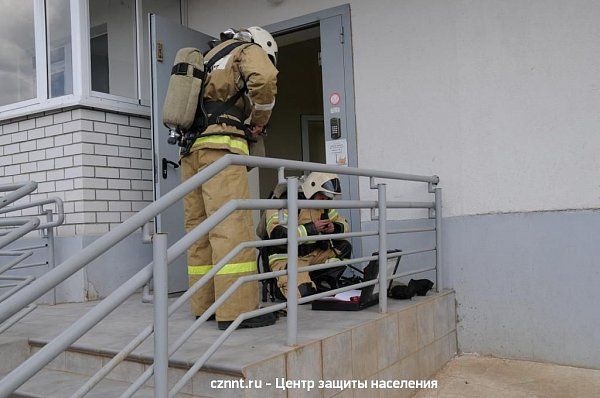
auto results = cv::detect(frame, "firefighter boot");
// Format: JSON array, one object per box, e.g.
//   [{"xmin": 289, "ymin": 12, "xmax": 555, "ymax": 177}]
[
  {"xmin": 298, "ymin": 282, "xmax": 317, "ymax": 298},
  {"xmin": 217, "ymin": 312, "xmax": 277, "ymax": 330}
]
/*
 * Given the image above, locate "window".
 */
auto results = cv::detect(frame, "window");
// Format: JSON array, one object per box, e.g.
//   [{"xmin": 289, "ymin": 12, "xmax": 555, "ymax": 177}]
[
  {"xmin": 88, "ymin": 0, "xmax": 181, "ymax": 101},
  {"xmin": 90, "ymin": 23, "xmax": 110, "ymax": 93},
  {"xmin": 46, "ymin": 0, "xmax": 73, "ymax": 98},
  {"xmin": 0, "ymin": 0, "xmax": 36, "ymax": 107},
  {"xmin": 89, "ymin": 0, "xmax": 138, "ymax": 99},
  {"xmin": 0, "ymin": 0, "xmax": 183, "ymax": 117}
]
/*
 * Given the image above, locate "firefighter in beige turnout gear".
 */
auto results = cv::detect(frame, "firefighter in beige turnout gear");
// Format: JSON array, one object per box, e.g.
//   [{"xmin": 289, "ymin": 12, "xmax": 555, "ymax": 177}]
[
  {"xmin": 181, "ymin": 27, "xmax": 278, "ymax": 330},
  {"xmin": 265, "ymin": 173, "xmax": 352, "ymax": 298}
]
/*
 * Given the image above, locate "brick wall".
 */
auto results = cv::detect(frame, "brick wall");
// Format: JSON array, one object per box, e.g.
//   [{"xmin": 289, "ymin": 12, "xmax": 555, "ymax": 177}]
[{"xmin": 0, "ymin": 108, "xmax": 153, "ymax": 237}]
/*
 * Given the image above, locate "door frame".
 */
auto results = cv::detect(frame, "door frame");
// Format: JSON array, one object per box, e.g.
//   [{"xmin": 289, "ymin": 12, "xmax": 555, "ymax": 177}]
[
  {"xmin": 264, "ymin": 5, "xmax": 361, "ymax": 252},
  {"xmin": 264, "ymin": 4, "xmax": 358, "ymax": 169}
]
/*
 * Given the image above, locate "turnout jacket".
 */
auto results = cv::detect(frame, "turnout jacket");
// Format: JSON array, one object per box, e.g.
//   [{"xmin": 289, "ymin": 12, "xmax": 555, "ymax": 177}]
[
  {"xmin": 264, "ymin": 208, "xmax": 350, "ymax": 261},
  {"xmin": 192, "ymin": 39, "xmax": 278, "ymax": 156}
]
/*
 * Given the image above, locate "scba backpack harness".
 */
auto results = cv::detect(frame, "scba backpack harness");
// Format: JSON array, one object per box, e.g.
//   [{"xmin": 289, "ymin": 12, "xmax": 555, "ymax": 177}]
[{"xmin": 162, "ymin": 41, "xmax": 257, "ymax": 156}]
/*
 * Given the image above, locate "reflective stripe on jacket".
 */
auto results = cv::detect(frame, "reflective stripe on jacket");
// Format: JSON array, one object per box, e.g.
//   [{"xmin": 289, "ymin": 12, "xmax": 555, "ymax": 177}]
[{"xmin": 264, "ymin": 208, "xmax": 350, "ymax": 258}]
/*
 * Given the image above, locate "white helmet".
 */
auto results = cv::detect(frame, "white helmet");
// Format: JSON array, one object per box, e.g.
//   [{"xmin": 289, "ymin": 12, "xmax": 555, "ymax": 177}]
[
  {"xmin": 301, "ymin": 172, "xmax": 342, "ymax": 199},
  {"xmin": 246, "ymin": 26, "xmax": 278, "ymax": 66}
]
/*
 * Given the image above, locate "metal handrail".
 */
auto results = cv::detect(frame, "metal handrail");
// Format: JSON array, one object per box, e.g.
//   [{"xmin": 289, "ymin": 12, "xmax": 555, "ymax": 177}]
[
  {"xmin": 0, "ymin": 182, "xmax": 38, "ymax": 207},
  {"xmin": 82, "ymin": 231, "xmax": 435, "ymax": 395},
  {"xmin": 0, "ymin": 155, "xmax": 437, "ymax": 323},
  {"xmin": 0, "ymin": 155, "xmax": 441, "ymax": 397},
  {"xmin": 0, "ymin": 197, "xmax": 65, "ymax": 227},
  {"xmin": 0, "ymin": 183, "xmax": 64, "ymax": 335},
  {"xmin": 120, "ymin": 244, "xmax": 434, "ymax": 397}
]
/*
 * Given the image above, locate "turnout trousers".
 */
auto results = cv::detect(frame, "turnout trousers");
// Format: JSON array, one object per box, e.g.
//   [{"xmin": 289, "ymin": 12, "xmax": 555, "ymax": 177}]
[
  {"xmin": 270, "ymin": 247, "xmax": 340, "ymax": 298},
  {"xmin": 181, "ymin": 148, "xmax": 258, "ymax": 321}
]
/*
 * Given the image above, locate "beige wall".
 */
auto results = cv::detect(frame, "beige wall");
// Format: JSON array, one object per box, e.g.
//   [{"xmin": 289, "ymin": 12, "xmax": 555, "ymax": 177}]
[{"xmin": 189, "ymin": 1, "xmax": 600, "ymax": 218}]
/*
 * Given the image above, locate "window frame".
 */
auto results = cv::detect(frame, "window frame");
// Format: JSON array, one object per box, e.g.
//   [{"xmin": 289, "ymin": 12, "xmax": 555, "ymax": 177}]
[
  {"xmin": 35, "ymin": 0, "xmax": 48, "ymax": 105},
  {"xmin": 0, "ymin": 0, "xmax": 185, "ymax": 121}
]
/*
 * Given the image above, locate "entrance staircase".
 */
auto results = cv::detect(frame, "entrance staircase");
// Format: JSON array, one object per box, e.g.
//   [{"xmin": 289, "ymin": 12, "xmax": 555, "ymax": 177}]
[
  {"xmin": 2, "ymin": 289, "xmax": 456, "ymax": 398},
  {"xmin": 0, "ymin": 155, "xmax": 446, "ymax": 397}
]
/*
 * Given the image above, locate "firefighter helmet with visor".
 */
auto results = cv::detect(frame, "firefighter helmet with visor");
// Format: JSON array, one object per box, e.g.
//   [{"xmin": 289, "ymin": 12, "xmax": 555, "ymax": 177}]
[{"xmin": 301, "ymin": 172, "xmax": 342, "ymax": 199}]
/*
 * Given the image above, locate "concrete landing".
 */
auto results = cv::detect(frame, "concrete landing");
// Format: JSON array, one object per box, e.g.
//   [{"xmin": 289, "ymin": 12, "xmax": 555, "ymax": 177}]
[{"xmin": 2, "ymin": 289, "xmax": 457, "ymax": 397}]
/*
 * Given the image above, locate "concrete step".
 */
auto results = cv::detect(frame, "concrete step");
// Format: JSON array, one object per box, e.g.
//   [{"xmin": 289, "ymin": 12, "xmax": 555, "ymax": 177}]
[
  {"xmin": 0, "ymin": 337, "xmax": 29, "ymax": 375},
  {"xmin": 28, "ymin": 343, "xmax": 236, "ymax": 396},
  {"xmin": 8, "ymin": 368, "xmax": 198, "ymax": 398},
  {"xmin": 0, "ymin": 340, "xmax": 228, "ymax": 397}
]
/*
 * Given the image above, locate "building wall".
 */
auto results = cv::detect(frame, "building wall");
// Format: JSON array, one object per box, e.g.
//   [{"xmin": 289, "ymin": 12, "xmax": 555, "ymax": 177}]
[
  {"xmin": 0, "ymin": 108, "xmax": 153, "ymax": 236},
  {"xmin": 0, "ymin": 107, "xmax": 154, "ymax": 303},
  {"xmin": 1, "ymin": 234, "xmax": 152, "ymax": 304},
  {"xmin": 443, "ymin": 210, "xmax": 600, "ymax": 370},
  {"xmin": 188, "ymin": 0, "xmax": 600, "ymax": 219},
  {"xmin": 189, "ymin": 1, "xmax": 600, "ymax": 369},
  {"xmin": 362, "ymin": 213, "xmax": 600, "ymax": 370}
]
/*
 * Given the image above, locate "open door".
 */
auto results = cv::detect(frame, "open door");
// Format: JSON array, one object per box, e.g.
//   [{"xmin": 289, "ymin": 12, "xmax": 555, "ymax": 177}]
[
  {"xmin": 150, "ymin": 15, "xmax": 215, "ymax": 292},
  {"xmin": 265, "ymin": 6, "xmax": 361, "ymax": 253},
  {"xmin": 150, "ymin": 7, "xmax": 360, "ymax": 294}
]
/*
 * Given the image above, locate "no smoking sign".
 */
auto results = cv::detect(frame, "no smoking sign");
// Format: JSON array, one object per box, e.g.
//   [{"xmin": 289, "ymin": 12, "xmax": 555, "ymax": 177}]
[{"xmin": 329, "ymin": 92, "xmax": 341, "ymax": 105}]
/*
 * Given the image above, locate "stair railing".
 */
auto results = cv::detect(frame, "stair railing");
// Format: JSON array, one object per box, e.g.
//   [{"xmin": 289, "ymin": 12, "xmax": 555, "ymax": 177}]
[
  {"xmin": 0, "ymin": 155, "xmax": 440, "ymax": 397},
  {"xmin": 0, "ymin": 182, "xmax": 64, "ymax": 334}
]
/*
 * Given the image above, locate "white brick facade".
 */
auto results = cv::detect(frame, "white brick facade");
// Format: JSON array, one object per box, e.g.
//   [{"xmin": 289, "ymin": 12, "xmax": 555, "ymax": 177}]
[{"xmin": 0, "ymin": 108, "xmax": 153, "ymax": 237}]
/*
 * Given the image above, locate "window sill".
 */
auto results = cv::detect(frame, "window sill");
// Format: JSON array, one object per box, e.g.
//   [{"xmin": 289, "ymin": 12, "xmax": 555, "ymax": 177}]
[{"xmin": 0, "ymin": 94, "xmax": 150, "ymax": 123}]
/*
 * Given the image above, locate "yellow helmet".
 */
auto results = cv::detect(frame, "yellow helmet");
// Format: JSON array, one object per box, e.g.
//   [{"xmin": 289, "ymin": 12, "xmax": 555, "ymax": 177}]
[{"xmin": 301, "ymin": 172, "xmax": 342, "ymax": 199}]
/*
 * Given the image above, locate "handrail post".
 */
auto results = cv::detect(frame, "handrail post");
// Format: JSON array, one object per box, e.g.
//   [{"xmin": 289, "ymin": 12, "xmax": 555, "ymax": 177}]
[
  {"xmin": 142, "ymin": 221, "xmax": 154, "ymax": 304},
  {"xmin": 152, "ymin": 233, "xmax": 169, "ymax": 397},
  {"xmin": 377, "ymin": 184, "xmax": 388, "ymax": 313},
  {"xmin": 45, "ymin": 210, "xmax": 56, "ymax": 305},
  {"xmin": 38, "ymin": 205, "xmax": 44, "ymax": 238},
  {"xmin": 434, "ymin": 187, "xmax": 442, "ymax": 292},
  {"xmin": 286, "ymin": 177, "xmax": 299, "ymax": 346}
]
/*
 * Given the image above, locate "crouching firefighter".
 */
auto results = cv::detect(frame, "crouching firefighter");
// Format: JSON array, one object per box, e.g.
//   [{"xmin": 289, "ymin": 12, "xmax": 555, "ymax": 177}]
[
  {"xmin": 178, "ymin": 27, "xmax": 279, "ymax": 330},
  {"xmin": 265, "ymin": 173, "xmax": 352, "ymax": 298}
]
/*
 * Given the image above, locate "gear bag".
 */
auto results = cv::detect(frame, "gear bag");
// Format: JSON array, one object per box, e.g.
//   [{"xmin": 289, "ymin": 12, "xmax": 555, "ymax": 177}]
[{"xmin": 162, "ymin": 48, "xmax": 205, "ymax": 132}]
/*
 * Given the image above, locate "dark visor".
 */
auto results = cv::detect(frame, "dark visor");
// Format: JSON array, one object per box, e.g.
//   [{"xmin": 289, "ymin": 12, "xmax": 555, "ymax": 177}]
[{"xmin": 322, "ymin": 178, "xmax": 341, "ymax": 194}]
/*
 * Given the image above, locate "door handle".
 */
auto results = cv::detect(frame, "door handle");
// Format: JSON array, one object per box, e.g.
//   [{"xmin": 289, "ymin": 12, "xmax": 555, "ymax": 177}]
[{"xmin": 162, "ymin": 157, "xmax": 179, "ymax": 179}]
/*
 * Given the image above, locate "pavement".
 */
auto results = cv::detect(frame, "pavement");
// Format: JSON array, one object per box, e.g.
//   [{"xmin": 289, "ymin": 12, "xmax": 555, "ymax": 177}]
[{"xmin": 414, "ymin": 354, "xmax": 600, "ymax": 398}]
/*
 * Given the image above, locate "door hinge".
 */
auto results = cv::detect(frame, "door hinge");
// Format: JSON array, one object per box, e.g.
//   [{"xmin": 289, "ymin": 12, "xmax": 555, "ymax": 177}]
[
  {"xmin": 340, "ymin": 26, "xmax": 344, "ymax": 44},
  {"xmin": 156, "ymin": 41, "xmax": 164, "ymax": 62}
]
